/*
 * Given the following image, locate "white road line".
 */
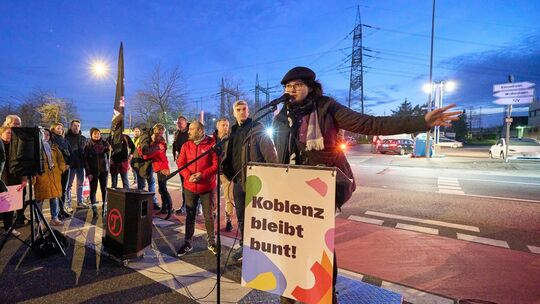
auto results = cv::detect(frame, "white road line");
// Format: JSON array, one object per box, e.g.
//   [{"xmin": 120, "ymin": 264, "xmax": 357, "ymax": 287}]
[
  {"xmin": 456, "ymin": 233, "xmax": 509, "ymax": 248},
  {"xmin": 338, "ymin": 268, "xmax": 364, "ymax": 280},
  {"xmin": 381, "ymin": 281, "xmax": 454, "ymax": 304},
  {"xmin": 527, "ymin": 245, "xmax": 540, "ymax": 254},
  {"xmin": 438, "ymin": 189, "xmax": 465, "ymax": 195},
  {"xmin": 457, "ymin": 177, "xmax": 540, "ymax": 187},
  {"xmin": 365, "ymin": 211, "xmax": 480, "ymax": 232},
  {"xmin": 459, "ymin": 193, "xmax": 540, "ymax": 204},
  {"xmin": 348, "ymin": 215, "xmax": 383, "ymax": 225},
  {"xmin": 437, "ymin": 185, "xmax": 463, "ymax": 190},
  {"xmin": 396, "ymin": 223, "xmax": 439, "ymax": 235}
]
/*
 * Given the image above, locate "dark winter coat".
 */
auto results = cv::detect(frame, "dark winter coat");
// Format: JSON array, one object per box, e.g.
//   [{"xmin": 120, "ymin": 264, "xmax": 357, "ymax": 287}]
[
  {"xmin": 83, "ymin": 138, "xmax": 110, "ymax": 177},
  {"xmin": 272, "ymin": 95, "xmax": 429, "ymax": 208},
  {"xmin": 65, "ymin": 129, "xmax": 87, "ymax": 169},
  {"xmin": 177, "ymin": 136, "xmax": 217, "ymax": 194},
  {"xmin": 172, "ymin": 124, "xmax": 190, "ymax": 160},
  {"xmin": 51, "ymin": 133, "xmax": 72, "ymax": 166},
  {"xmin": 222, "ymin": 118, "xmax": 277, "ymax": 189},
  {"xmin": 0, "ymin": 140, "xmax": 7, "ymax": 192},
  {"xmin": 109, "ymin": 134, "xmax": 135, "ymax": 163},
  {"xmin": 0, "ymin": 141, "xmax": 23, "ymax": 186}
]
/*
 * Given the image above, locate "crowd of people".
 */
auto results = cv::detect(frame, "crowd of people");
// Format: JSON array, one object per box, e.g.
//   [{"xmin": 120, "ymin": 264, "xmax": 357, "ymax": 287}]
[{"xmin": 0, "ymin": 66, "xmax": 460, "ymax": 303}]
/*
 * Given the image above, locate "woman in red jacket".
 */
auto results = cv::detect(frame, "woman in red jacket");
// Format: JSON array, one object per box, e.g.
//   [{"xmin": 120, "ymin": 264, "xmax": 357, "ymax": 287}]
[
  {"xmin": 141, "ymin": 124, "xmax": 173, "ymax": 219},
  {"xmin": 175, "ymin": 121, "xmax": 218, "ymax": 257}
]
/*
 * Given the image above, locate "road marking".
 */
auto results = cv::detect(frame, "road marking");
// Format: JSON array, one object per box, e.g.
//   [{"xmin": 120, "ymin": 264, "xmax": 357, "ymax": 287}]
[
  {"xmin": 348, "ymin": 215, "xmax": 383, "ymax": 225},
  {"xmin": 338, "ymin": 268, "xmax": 364, "ymax": 280},
  {"xmin": 396, "ymin": 223, "xmax": 439, "ymax": 235},
  {"xmin": 528, "ymin": 245, "xmax": 540, "ymax": 254},
  {"xmin": 458, "ymin": 193, "xmax": 540, "ymax": 204},
  {"xmin": 457, "ymin": 233, "xmax": 509, "ymax": 248},
  {"xmin": 437, "ymin": 177, "xmax": 464, "ymax": 195},
  {"xmin": 365, "ymin": 211, "xmax": 480, "ymax": 232},
  {"xmin": 458, "ymin": 177, "xmax": 540, "ymax": 187},
  {"xmin": 381, "ymin": 281, "xmax": 454, "ymax": 304}
]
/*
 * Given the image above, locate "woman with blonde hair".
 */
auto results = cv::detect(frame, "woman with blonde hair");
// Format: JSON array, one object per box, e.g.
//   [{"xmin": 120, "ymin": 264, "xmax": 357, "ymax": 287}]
[{"xmin": 34, "ymin": 128, "xmax": 66, "ymax": 226}]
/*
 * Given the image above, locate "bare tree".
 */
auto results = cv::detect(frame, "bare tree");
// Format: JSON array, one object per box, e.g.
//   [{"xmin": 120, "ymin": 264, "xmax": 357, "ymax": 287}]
[{"xmin": 134, "ymin": 64, "xmax": 187, "ymax": 128}]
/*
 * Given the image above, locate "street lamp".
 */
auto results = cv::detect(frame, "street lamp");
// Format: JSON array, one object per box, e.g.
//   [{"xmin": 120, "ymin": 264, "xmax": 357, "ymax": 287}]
[
  {"xmin": 423, "ymin": 80, "xmax": 457, "ymax": 145},
  {"xmin": 90, "ymin": 59, "xmax": 110, "ymax": 79}
]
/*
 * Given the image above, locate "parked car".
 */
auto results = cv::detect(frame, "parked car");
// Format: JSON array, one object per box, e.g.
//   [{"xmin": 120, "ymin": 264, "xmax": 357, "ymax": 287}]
[
  {"xmin": 489, "ymin": 138, "xmax": 540, "ymax": 159},
  {"xmin": 436, "ymin": 137, "xmax": 463, "ymax": 148},
  {"xmin": 372, "ymin": 134, "xmax": 413, "ymax": 154},
  {"xmin": 378, "ymin": 139, "xmax": 414, "ymax": 155}
]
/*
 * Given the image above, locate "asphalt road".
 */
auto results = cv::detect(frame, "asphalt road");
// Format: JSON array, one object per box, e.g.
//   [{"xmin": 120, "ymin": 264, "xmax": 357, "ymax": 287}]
[{"xmin": 341, "ymin": 144, "xmax": 540, "ymax": 253}]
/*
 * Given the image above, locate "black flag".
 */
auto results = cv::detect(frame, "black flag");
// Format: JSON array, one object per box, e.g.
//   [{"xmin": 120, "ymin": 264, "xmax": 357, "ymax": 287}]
[{"xmin": 110, "ymin": 42, "xmax": 125, "ymax": 154}]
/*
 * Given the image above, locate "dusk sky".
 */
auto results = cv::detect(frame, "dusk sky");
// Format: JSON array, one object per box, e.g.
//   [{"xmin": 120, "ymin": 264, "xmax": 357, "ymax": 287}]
[{"xmin": 1, "ymin": 0, "xmax": 539, "ymax": 128}]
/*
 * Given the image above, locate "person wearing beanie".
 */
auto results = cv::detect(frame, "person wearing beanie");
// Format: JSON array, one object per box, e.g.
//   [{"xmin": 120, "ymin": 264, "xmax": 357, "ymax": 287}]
[
  {"xmin": 83, "ymin": 128, "xmax": 110, "ymax": 218},
  {"xmin": 273, "ymin": 66, "xmax": 462, "ymax": 304}
]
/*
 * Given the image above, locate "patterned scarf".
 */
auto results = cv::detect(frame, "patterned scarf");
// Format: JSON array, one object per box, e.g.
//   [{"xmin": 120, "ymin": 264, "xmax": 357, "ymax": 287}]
[
  {"xmin": 42, "ymin": 141, "xmax": 55, "ymax": 170},
  {"xmin": 286, "ymin": 96, "xmax": 324, "ymax": 163}
]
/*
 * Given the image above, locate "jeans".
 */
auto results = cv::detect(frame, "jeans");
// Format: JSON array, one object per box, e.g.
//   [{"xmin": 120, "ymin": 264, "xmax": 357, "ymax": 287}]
[
  {"xmin": 59, "ymin": 170, "xmax": 69, "ymax": 211},
  {"xmin": 136, "ymin": 165, "xmax": 158, "ymax": 205},
  {"xmin": 157, "ymin": 172, "xmax": 172, "ymax": 211},
  {"xmin": 89, "ymin": 172, "xmax": 108, "ymax": 206},
  {"xmin": 67, "ymin": 167, "xmax": 85, "ymax": 205},
  {"xmin": 36, "ymin": 198, "xmax": 60, "ymax": 220},
  {"xmin": 111, "ymin": 172, "xmax": 129, "ymax": 189},
  {"xmin": 233, "ymin": 183, "xmax": 246, "ymax": 246},
  {"xmin": 184, "ymin": 188, "xmax": 216, "ymax": 245}
]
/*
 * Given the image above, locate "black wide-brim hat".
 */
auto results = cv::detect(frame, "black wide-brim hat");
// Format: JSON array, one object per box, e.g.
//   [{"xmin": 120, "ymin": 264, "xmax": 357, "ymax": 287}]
[{"xmin": 281, "ymin": 66, "xmax": 316, "ymax": 85}]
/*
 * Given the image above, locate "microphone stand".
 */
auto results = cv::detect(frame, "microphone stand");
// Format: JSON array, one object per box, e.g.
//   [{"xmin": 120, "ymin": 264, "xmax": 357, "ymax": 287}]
[{"xmin": 165, "ymin": 105, "xmax": 279, "ymax": 304}]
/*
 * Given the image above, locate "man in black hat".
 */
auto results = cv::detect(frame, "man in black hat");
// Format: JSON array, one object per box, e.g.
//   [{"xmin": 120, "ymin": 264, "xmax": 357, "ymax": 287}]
[{"xmin": 273, "ymin": 66, "xmax": 462, "ymax": 303}]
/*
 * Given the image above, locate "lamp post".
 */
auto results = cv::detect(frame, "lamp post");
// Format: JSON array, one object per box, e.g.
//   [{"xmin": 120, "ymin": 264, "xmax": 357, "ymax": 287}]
[{"xmin": 423, "ymin": 80, "xmax": 456, "ymax": 148}]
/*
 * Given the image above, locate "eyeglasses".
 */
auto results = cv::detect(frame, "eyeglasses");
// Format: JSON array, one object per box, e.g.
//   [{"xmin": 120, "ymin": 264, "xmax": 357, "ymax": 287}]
[{"xmin": 284, "ymin": 82, "xmax": 306, "ymax": 91}]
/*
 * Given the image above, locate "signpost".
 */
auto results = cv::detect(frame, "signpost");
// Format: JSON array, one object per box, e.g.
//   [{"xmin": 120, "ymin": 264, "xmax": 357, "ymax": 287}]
[
  {"xmin": 494, "ymin": 96, "xmax": 534, "ymax": 105},
  {"xmin": 493, "ymin": 78, "xmax": 536, "ymax": 163}
]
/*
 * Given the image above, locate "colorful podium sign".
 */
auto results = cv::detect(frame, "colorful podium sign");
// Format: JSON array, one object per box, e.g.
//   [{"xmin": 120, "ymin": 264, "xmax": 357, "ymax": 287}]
[{"xmin": 242, "ymin": 164, "xmax": 336, "ymax": 304}]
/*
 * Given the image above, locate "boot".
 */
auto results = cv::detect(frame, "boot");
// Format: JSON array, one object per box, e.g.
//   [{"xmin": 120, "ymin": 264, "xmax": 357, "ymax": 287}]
[{"xmin": 92, "ymin": 205, "xmax": 98, "ymax": 218}]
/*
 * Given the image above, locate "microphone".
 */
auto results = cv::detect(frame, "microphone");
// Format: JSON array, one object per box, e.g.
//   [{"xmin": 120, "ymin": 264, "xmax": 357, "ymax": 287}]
[{"xmin": 257, "ymin": 93, "xmax": 291, "ymax": 112}]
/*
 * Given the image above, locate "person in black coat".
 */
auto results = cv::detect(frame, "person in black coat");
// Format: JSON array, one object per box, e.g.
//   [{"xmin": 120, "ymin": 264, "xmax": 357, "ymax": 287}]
[
  {"xmin": 173, "ymin": 115, "xmax": 190, "ymax": 215},
  {"xmin": 65, "ymin": 119, "xmax": 88, "ymax": 209},
  {"xmin": 273, "ymin": 66, "xmax": 462, "ymax": 304},
  {"xmin": 83, "ymin": 128, "xmax": 110, "ymax": 218},
  {"xmin": 50, "ymin": 122, "xmax": 73, "ymax": 219},
  {"xmin": 0, "ymin": 126, "xmax": 24, "ymax": 237}
]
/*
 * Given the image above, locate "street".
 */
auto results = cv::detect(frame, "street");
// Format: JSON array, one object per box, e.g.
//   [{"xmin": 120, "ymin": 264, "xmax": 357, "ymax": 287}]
[
  {"xmin": 1, "ymin": 144, "xmax": 539, "ymax": 303},
  {"xmin": 334, "ymin": 144, "xmax": 540, "ymax": 303}
]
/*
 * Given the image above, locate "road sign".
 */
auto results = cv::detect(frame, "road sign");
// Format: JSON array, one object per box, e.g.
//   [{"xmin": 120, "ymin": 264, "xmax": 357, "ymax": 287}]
[
  {"xmin": 493, "ymin": 96, "xmax": 534, "ymax": 105},
  {"xmin": 493, "ymin": 88, "xmax": 534, "ymax": 98},
  {"xmin": 505, "ymin": 117, "xmax": 513, "ymax": 123},
  {"xmin": 493, "ymin": 81, "xmax": 535, "ymax": 92}
]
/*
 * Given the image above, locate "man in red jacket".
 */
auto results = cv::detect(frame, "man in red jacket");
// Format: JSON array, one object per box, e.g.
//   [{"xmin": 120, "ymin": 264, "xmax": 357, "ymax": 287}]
[{"xmin": 176, "ymin": 121, "xmax": 219, "ymax": 256}]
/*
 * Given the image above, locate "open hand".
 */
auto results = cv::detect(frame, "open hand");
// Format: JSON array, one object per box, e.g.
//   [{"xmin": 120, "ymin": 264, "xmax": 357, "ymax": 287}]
[{"xmin": 425, "ymin": 104, "xmax": 462, "ymax": 128}]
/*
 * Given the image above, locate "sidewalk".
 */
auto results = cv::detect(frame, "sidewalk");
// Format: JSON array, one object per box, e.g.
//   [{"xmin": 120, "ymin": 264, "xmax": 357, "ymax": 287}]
[{"xmin": 0, "ymin": 207, "xmax": 404, "ymax": 303}]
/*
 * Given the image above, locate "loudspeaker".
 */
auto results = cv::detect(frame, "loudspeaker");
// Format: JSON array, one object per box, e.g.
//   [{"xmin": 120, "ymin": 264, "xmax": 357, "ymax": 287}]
[
  {"xmin": 103, "ymin": 188, "xmax": 154, "ymax": 260},
  {"xmin": 9, "ymin": 127, "xmax": 44, "ymax": 176}
]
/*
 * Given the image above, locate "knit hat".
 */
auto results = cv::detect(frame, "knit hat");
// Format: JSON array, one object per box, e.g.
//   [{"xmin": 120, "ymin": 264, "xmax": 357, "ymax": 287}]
[
  {"xmin": 280, "ymin": 66, "xmax": 316, "ymax": 85},
  {"xmin": 90, "ymin": 127, "xmax": 100, "ymax": 136}
]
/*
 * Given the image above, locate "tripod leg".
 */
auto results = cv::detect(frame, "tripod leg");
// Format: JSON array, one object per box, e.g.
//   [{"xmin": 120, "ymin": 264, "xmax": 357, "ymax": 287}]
[{"xmin": 32, "ymin": 202, "xmax": 67, "ymax": 256}]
